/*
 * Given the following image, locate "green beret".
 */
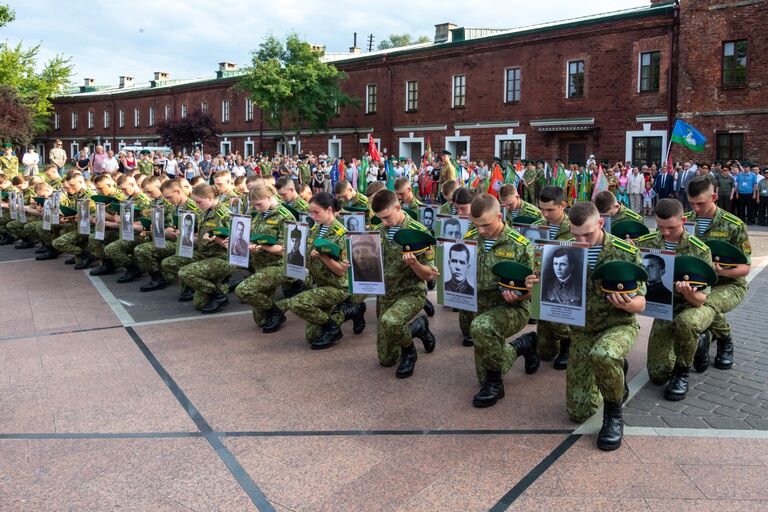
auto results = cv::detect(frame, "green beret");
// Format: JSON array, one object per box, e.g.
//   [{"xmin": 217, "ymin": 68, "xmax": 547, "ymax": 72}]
[
  {"xmin": 283, "ymin": 204, "xmax": 301, "ymax": 220},
  {"xmin": 139, "ymin": 149, "xmax": 151, "ymax": 155},
  {"xmin": 91, "ymin": 194, "xmax": 118, "ymax": 204},
  {"xmin": 107, "ymin": 202, "xmax": 142, "ymax": 215},
  {"xmin": 399, "ymin": 156, "xmax": 407, "ymax": 161},
  {"xmin": 706, "ymin": 240, "xmax": 747, "ymax": 267},
  {"xmin": 343, "ymin": 205, "xmax": 369, "ymax": 213},
  {"xmin": 674, "ymin": 255, "xmax": 717, "ymax": 289},
  {"xmin": 0, "ymin": 191, "xmax": 8, "ymax": 199},
  {"xmin": 34, "ymin": 196, "xmax": 47, "ymax": 205},
  {"xmin": 60, "ymin": 205, "xmax": 78, "ymax": 216},
  {"xmin": 492, "ymin": 261, "xmax": 532, "ymax": 294},
  {"xmin": 392, "ymin": 228, "xmax": 435, "ymax": 255},
  {"xmin": 209, "ymin": 226, "xmax": 229, "ymax": 238},
  {"xmin": 512, "ymin": 215, "xmax": 540, "ymax": 225},
  {"xmin": 2, "ymin": 143, "xmax": 12, "ymax": 148},
  {"xmin": 250, "ymin": 232, "xmax": 277, "ymax": 245},
  {"xmin": 612, "ymin": 220, "xmax": 650, "ymax": 241},
  {"xmin": 591, "ymin": 261, "xmax": 647, "ymax": 294},
  {"xmin": 370, "ymin": 215, "xmax": 381, "ymax": 226},
  {"xmin": 441, "ymin": 149, "xmax": 452, "ymax": 156},
  {"xmin": 536, "ymin": 159, "xmax": 544, "ymax": 164},
  {"xmin": 313, "ymin": 237, "xmax": 341, "ymax": 260},
  {"xmin": 402, "ymin": 207, "xmax": 418, "ymax": 220}
]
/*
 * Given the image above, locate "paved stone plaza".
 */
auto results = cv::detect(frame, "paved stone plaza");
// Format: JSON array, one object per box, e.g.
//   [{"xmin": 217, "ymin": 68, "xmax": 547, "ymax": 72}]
[{"xmin": 2, "ymin": 229, "xmax": 768, "ymax": 511}]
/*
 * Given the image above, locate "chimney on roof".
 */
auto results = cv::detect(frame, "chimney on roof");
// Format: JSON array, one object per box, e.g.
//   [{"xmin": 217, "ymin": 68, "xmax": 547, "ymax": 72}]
[
  {"xmin": 349, "ymin": 32, "xmax": 361, "ymax": 54},
  {"xmin": 83, "ymin": 78, "xmax": 95, "ymax": 87},
  {"xmin": 153, "ymin": 71, "xmax": 169, "ymax": 81},
  {"xmin": 118, "ymin": 76, "xmax": 134, "ymax": 88},
  {"xmin": 434, "ymin": 22, "xmax": 457, "ymax": 44},
  {"xmin": 218, "ymin": 62, "xmax": 237, "ymax": 72}
]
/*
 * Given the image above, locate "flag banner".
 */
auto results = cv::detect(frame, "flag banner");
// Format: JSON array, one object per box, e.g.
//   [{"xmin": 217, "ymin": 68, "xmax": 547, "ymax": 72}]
[
  {"xmin": 330, "ymin": 159, "xmax": 340, "ymax": 190},
  {"xmin": 671, "ymin": 120, "xmax": 706, "ymax": 152},
  {"xmin": 368, "ymin": 134, "xmax": 380, "ymax": 162},
  {"xmin": 488, "ymin": 163, "xmax": 504, "ymax": 199}
]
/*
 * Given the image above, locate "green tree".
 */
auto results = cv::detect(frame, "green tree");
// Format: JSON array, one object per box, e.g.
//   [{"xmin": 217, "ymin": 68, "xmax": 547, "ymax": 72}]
[
  {"xmin": 378, "ymin": 34, "xmax": 431, "ymax": 50},
  {"xmin": 0, "ymin": 86, "xmax": 34, "ymax": 145},
  {"xmin": 238, "ymin": 33, "xmax": 357, "ymax": 155},
  {"xmin": 0, "ymin": 4, "xmax": 15, "ymax": 28}
]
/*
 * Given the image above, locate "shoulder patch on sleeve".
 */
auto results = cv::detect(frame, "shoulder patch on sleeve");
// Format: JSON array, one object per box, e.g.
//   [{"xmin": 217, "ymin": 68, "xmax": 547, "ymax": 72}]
[
  {"xmin": 275, "ymin": 205, "xmax": 294, "ymax": 219},
  {"xmin": 332, "ymin": 221, "xmax": 346, "ymax": 236},
  {"xmin": 688, "ymin": 235, "xmax": 707, "ymax": 251},
  {"xmin": 625, "ymin": 209, "xmax": 642, "ymax": 220},
  {"xmin": 357, "ymin": 194, "xmax": 369, "ymax": 206},
  {"xmin": 464, "ymin": 228, "xmax": 478, "ymax": 239},
  {"xmin": 635, "ymin": 232, "xmax": 657, "ymax": 244},
  {"xmin": 509, "ymin": 229, "xmax": 531, "ymax": 246},
  {"xmin": 612, "ymin": 237, "xmax": 638, "ymax": 254}
]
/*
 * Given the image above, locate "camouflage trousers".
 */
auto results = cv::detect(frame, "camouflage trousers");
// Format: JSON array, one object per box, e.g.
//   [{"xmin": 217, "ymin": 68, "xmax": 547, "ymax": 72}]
[
  {"xmin": 23, "ymin": 220, "xmax": 43, "ymax": 243},
  {"xmin": 178, "ymin": 257, "xmax": 232, "ymax": 310},
  {"xmin": 134, "ymin": 241, "xmax": 177, "ymax": 274},
  {"xmin": 52, "ymin": 230, "xmax": 89, "ymax": 258},
  {"xmin": 105, "ymin": 235, "xmax": 149, "ymax": 269},
  {"xmin": 6, "ymin": 219, "xmax": 39, "ymax": 242},
  {"xmin": 376, "ymin": 294, "xmax": 425, "ymax": 366},
  {"xmin": 523, "ymin": 186, "xmax": 536, "ymax": 204},
  {"xmin": 235, "ymin": 265, "xmax": 285, "ymax": 325},
  {"xmin": 537, "ymin": 320, "xmax": 571, "ymax": 360},
  {"xmin": 647, "ymin": 305, "xmax": 717, "ymax": 384},
  {"xmin": 567, "ymin": 323, "xmax": 639, "ymax": 422},
  {"xmin": 37, "ymin": 223, "xmax": 69, "ymax": 248},
  {"xmin": 277, "ymin": 285, "xmax": 347, "ymax": 342},
  {"xmin": 87, "ymin": 231, "xmax": 119, "ymax": 260},
  {"xmin": 470, "ymin": 303, "xmax": 530, "ymax": 383},
  {"xmin": 0, "ymin": 214, "xmax": 10, "ymax": 234},
  {"xmin": 704, "ymin": 283, "xmax": 747, "ymax": 340},
  {"xmin": 161, "ymin": 254, "xmax": 199, "ymax": 284}
]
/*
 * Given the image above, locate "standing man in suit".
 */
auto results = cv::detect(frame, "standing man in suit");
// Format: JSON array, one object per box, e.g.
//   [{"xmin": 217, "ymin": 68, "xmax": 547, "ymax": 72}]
[
  {"xmin": 655, "ymin": 167, "xmax": 675, "ymax": 199},
  {"xmin": 677, "ymin": 162, "xmax": 696, "ymax": 212}
]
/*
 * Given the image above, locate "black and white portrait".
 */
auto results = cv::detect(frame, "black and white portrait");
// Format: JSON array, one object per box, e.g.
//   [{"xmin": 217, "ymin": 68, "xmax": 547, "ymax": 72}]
[
  {"xmin": 94, "ymin": 203, "xmax": 106, "ymax": 241},
  {"xmin": 341, "ymin": 212, "xmax": 366, "ymax": 232},
  {"xmin": 151, "ymin": 205, "xmax": 165, "ymax": 248},
  {"xmin": 640, "ymin": 249, "xmax": 675, "ymax": 321},
  {"xmin": 178, "ymin": 212, "xmax": 195, "ymax": 258},
  {"xmin": 348, "ymin": 232, "xmax": 385, "ymax": 295},
  {"xmin": 419, "ymin": 206, "xmax": 436, "ymax": 232},
  {"xmin": 438, "ymin": 239, "xmax": 478, "ymax": 312},
  {"xmin": 120, "ymin": 201, "xmax": 134, "ymax": 241},
  {"xmin": 514, "ymin": 223, "xmax": 550, "ymax": 244},
  {"xmin": 284, "ymin": 222, "xmax": 308, "ymax": 280},
  {"xmin": 51, "ymin": 191, "xmax": 61, "ymax": 225},
  {"xmin": 537, "ymin": 241, "xmax": 588, "ymax": 327},
  {"xmin": 228, "ymin": 215, "xmax": 251, "ymax": 268},
  {"xmin": 437, "ymin": 215, "xmax": 470, "ymax": 240},
  {"xmin": 42, "ymin": 199, "xmax": 52, "ymax": 231},
  {"xmin": 78, "ymin": 199, "xmax": 90, "ymax": 235}
]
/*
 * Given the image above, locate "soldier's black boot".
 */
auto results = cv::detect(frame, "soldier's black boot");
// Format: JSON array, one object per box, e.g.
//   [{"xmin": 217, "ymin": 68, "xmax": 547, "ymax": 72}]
[
  {"xmin": 472, "ymin": 370, "xmax": 505, "ymax": 408},
  {"xmin": 341, "ymin": 301, "xmax": 366, "ymax": 335},
  {"xmin": 311, "ymin": 320, "xmax": 343, "ymax": 350},
  {"xmin": 597, "ymin": 400, "xmax": 624, "ymax": 451},
  {"xmin": 664, "ymin": 364, "xmax": 690, "ymax": 401},
  {"xmin": 227, "ymin": 276, "xmax": 245, "ymax": 293},
  {"xmin": 714, "ymin": 334, "xmax": 733, "ymax": 370},
  {"xmin": 262, "ymin": 306, "xmax": 286, "ymax": 333},
  {"xmin": 0, "ymin": 233, "xmax": 14, "ymax": 245},
  {"xmin": 427, "ymin": 279, "xmax": 436, "ymax": 291},
  {"xmin": 178, "ymin": 286, "xmax": 194, "ymax": 302},
  {"xmin": 35, "ymin": 247, "xmax": 59, "ymax": 261},
  {"xmin": 395, "ymin": 344, "xmax": 418, "ymax": 379},
  {"xmin": 140, "ymin": 272, "xmax": 167, "ymax": 292},
  {"xmin": 35, "ymin": 244, "xmax": 47, "ymax": 254},
  {"xmin": 14, "ymin": 238, "xmax": 34, "ymax": 249},
  {"xmin": 553, "ymin": 339, "xmax": 570, "ymax": 370},
  {"xmin": 64, "ymin": 256, "xmax": 76, "ymax": 265},
  {"xmin": 282, "ymin": 279, "xmax": 306, "ymax": 299},
  {"xmin": 90, "ymin": 259, "xmax": 116, "ymax": 276},
  {"xmin": 74, "ymin": 252, "xmax": 95, "ymax": 270},
  {"xmin": 200, "ymin": 290, "xmax": 229, "ymax": 314},
  {"xmin": 423, "ymin": 298, "xmax": 435, "ymax": 318},
  {"xmin": 409, "ymin": 315, "xmax": 435, "ymax": 353},
  {"xmin": 462, "ymin": 334, "xmax": 474, "ymax": 347},
  {"xmin": 623, "ymin": 359, "xmax": 630, "ymax": 403},
  {"xmin": 117, "ymin": 264, "xmax": 143, "ymax": 283},
  {"xmin": 510, "ymin": 332, "xmax": 540, "ymax": 375},
  {"xmin": 693, "ymin": 331, "xmax": 711, "ymax": 373}
]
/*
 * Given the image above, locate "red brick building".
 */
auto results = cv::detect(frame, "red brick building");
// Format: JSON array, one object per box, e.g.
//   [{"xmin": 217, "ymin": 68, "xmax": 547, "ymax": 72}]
[{"xmin": 36, "ymin": 0, "xmax": 767, "ymax": 167}]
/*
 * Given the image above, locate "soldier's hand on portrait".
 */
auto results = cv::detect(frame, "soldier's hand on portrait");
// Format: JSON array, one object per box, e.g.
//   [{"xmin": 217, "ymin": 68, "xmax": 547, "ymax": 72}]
[
  {"xmin": 310, "ymin": 249, "xmax": 319, "ymax": 259},
  {"xmin": 339, "ymin": 260, "xmax": 351, "ymax": 271},
  {"xmin": 249, "ymin": 243, "xmax": 262, "ymax": 253},
  {"xmin": 524, "ymin": 273, "xmax": 539, "ymax": 290},
  {"xmin": 607, "ymin": 292, "xmax": 632, "ymax": 309},
  {"xmin": 217, "ymin": 237, "xmax": 229, "ymax": 248}
]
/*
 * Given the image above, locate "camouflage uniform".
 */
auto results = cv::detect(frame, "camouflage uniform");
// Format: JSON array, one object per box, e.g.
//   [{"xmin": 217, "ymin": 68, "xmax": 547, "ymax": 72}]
[
  {"xmin": 175, "ymin": 203, "xmax": 233, "ymax": 310},
  {"xmin": 375, "ymin": 216, "xmax": 435, "ymax": 365},
  {"xmin": 345, "ymin": 192, "xmax": 371, "ymax": 224},
  {"xmin": 611, "ymin": 203, "xmax": 644, "ymax": 225},
  {"xmin": 523, "ymin": 167, "xmax": 538, "ymax": 204},
  {"xmin": 277, "ymin": 219, "xmax": 348, "ymax": 341},
  {"xmin": 233, "ymin": 204, "xmax": 294, "ymax": 323},
  {"xmin": 5, "ymin": 188, "xmax": 37, "ymax": 241},
  {"xmin": 438, "ymin": 202, "xmax": 457, "ymax": 216},
  {"xmin": 686, "ymin": 207, "xmax": 751, "ymax": 340},
  {"xmin": 533, "ymin": 215, "xmax": 573, "ymax": 360},
  {"xmin": 636, "ymin": 230, "xmax": 716, "ymax": 383},
  {"xmin": 137, "ymin": 199, "xmax": 198, "ymax": 278},
  {"xmin": 299, "ymin": 163, "xmax": 311, "ymax": 186},
  {"xmin": 463, "ymin": 226, "xmax": 535, "ymax": 382},
  {"xmin": 104, "ymin": 193, "xmax": 153, "ymax": 269},
  {"xmin": 503, "ymin": 199, "xmax": 543, "ymax": 226},
  {"xmin": 567, "ymin": 233, "xmax": 646, "ymax": 422},
  {"xmin": 52, "ymin": 189, "xmax": 95, "ymax": 261},
  {"xmin": 0, "ymin": 153, "xmax": 19, "ymax": 178}
]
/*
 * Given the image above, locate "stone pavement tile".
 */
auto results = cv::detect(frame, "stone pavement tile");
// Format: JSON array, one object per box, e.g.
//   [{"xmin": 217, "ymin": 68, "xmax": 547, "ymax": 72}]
[
  {"xmin": 661, "ymin": 416, "xmax": 712, "ymax": 429},
  {"xmin": 624, "ymin": 415, "xmax": 667, "ymax": 427},
  {"xmin": 645, "ymin": 499, "xmax": 768, "ymax": 512},
  {"xmin": 559, "ymin": 435, "xmax": 641, "ymax": 464},
  {"xmin": 510, "ymin": 496, "xmax": 651, "ymax": 511},
  {"xmin": 680, "ymin": 464, "xmax": 768, "ymax": 500},
  {"xmin": 702, "ymin": 417, "xmax": 751, "ymax": 429},
  {"xmin": 552, "ymin": 462, "xmax": 705, "ymax": 499},
  {"xmin": 625, "ymin": 436, "xmax": 764, "ymax": 466},
  {"xmin": 0, "ymin": 438, "xmax": 257, "ymax": 512},
  {"xmin": 736, "ymin": 439, "xmax": 768, "ymax": 465}
]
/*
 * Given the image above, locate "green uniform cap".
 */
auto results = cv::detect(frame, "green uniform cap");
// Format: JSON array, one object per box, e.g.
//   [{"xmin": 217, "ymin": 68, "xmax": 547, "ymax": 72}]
[
  {"xmin": 591, "ymin": 261, "xmax": 647, "ymax": 294},
  {"xmin": 313, "ymin": 237, "xmax": 341, "ymax": 260},
  {"xmin": 441, "ymin": 149, "xmax": 452, "ymax": 156},
  {"xmin": 0, "ymin": 191, "xmax": 8, "ymax": 199},
  {"xmin": 34, "ymin": 196, "xmax": 47, "ymax": 205},
  {"xmin": 107, "ymin": 203, "xmax": 142, "ymax": 214},
  {"xmin": 370, "ymin": 215, "xmax": 381, "ymax": 226},
  {"xmin": 91, "ymin": 194, "xmax": 118, "ymax": 204},
  {"xmin": 343, "ymin": 205, "xmax": 369, "ymax": 213},
  {"xmin": 492, "ymin": 261, "xmax": 532, "ymax": 294},
  {"xmin": 611, "ymin": 220, "xmax": 650, "ymax": 240},
  {"xmin": 60, "ymin": 205, "xmax": 78, "ymax": 216},
  {"xmin": 2, "ymin": 143, "xmax": 12, "ymax": 148},
  {"xmin": 398, "ymin": 156, "xmax": 407, "ymax": 161},
  {"xmin": 392, "ymin": 228, "xmax": 435, "ymax": 255},
  {"xmin": 139, "ymin": 149, "xmax": 151, "ymax": 155},
  {"xmin": 706, "ymin": 240, "xmax": 747, "ymax": 267},
  {"xmin": 512, "ymin": 215, "xmax": 540, "ymax": 226},
  {"xmin": 674, "ymin": 255, "xmax": 717, "ymax": 289},
  {"xmin": 402, "ymin": 207, "xmax": 418, "ymax": 220},
  {"xmin": 250, "ymin": 232, "xmax": 277, "ymax": 245},
  {"xmin": 209, "ymin": 226, "xmax": 229, "ymax": 238}
]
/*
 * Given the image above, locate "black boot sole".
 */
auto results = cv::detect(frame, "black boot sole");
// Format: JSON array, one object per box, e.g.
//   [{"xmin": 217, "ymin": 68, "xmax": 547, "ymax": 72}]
[
  {"xmin": 597, "ymin": 440, "xmax": 622, "ymax": 451},
  {"xmin": 311, "ymin": 331, "xmax": 343, "ymax": 350}
]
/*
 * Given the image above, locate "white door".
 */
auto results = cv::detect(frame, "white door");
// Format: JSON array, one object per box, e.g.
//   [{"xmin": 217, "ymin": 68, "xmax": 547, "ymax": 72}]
[{"xmin": 328, "ymin": 140, "xmax": 341, "ymax": 159}]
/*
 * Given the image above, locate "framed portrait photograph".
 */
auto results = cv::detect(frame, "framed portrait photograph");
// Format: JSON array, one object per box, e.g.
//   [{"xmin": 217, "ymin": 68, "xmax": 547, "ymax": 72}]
[
  {"xmin": 177, "ymin": 212, "xmax": 196, "ymax": 258},
  {"xmin": 228, "ymin": 214, "xmax": 252, "ymax": 269},
  {"xmin": 284, "ymin": 221, "xmax": 309, "ymax": 280},
  {"xmin": 512, "ymin": 222, "xmax": 550, "ymax": 244},
  {"xmin": 77, "ymin": 199, "xmax": 91, "ymax": 235},
  {"xmin": 151, "ymin": 204, "xmax": 166, "ymax": 248},
  {"xmin": 684, "ymin": 223, "xmax": 696, "ymax": 236},
  {"xmin": 42, "ymin": 199, "xmax": 52, "ymax": 231},
  {"xmin": 435, "ymin": 214, "xmax": 471, "ymax": 240},
  {"xmin": 16, "ymin": 194, "xmax": 27, "ymax": 224},
  {"xmin": 347, "ymin": 232, "xmax": 385, "ymax": 295},
  {"xmin": 94, "ymin": 203, "xmax": 106, "ymax": 240},
  {"xmin": 229, "ymin": 197, "xmax": 243, "ymax": 215},
  {"xmin": 51, "ymin": 191, "xmax": 61, "ymax": 225},
  {"xmin": 120, "ymin": 201, "xmax": 134, "ymax": 241},
  {"xmin": 535, "ymin": 240, "xmax": 588, "ymax": 327},
  {"xmin": 8, "ymin": 191, "xmax": 17, "ymax": 220},
  {"xmin": 419, "ymin": 205, "xmax": 437, "ymax": 232},
  {"xmin": 340, "ymin": 211, "xmax": 366, "ymax": 233},
  {"xmin": 436, "ymin": 238, "xmax": 478, "ymax": 312},
  {"xmin": 639, "ymin": 248, "xmax": 675, "ymax": 321}
]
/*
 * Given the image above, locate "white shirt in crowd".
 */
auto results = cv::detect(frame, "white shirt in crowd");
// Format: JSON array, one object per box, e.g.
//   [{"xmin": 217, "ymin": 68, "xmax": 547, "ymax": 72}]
[
  {"xmin": 165, "ymin": 157, "xmax": 179, "ymax": 177},
  {"xmin": 22, "ymin": 150, "xmax": 39, "ymax": 175},
  {"xmin": 231, "ymin": 164, "xmax": 246, "ymax": 177},
  {"xmin": 628, "ymin": 171, "xmax": 646, "ymax": 194}
]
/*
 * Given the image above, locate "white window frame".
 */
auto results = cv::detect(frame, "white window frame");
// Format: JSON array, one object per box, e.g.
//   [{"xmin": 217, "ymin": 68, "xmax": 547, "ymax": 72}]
[
  {"xmin": 164, "ymin": 104, "xmax": 171, "ymax": 120},
  {"xmin": 134, "ymin": 108, "xmax": 140, "ymax": 127},
  {"xmin": 452, "ymin": 74, "xmax": 466, "ymax": 108},
  {"xmin": 504, "ymin": 67, "xmax": 521, "ymax": 103},
  {"xmin": 220, "ymin": 140, "xmax": 231, "ymax": 155},
  {"xmin": 445, "ymin": 133, "xmax": 471, "ymax": 161},
  {"xmin": 365, "ymin": 84, "xmax": 377, "ymax": 114},
  {"xmin": 221, "ymin": 100, "xmax": 230, "ymax": 123},
  {"xmin": 405, "ymin": 80, "xmax": 418, "ymax": 112},
  {"xmin": 244, "ymin": 140, "xmax": 255, "ymax": 158},
  {"xmin": 103, "ymin": 142, "xmax": 111, "ymax": 152},
  {"xmin": 71, "ymin": 112, "xmax": 78, "ymax": 129},
  {"xmin": 181, "ymin": 104, "xmax": 187, "ymax": 118},
  {"xmin": 327, "ymin": 137, "xmax": 342, "ymax": 159},
  {"xmin": 494, "ymin": 129, "xmax": 526, "ymax": 162},
  {"xmin": 70, "ymin": 142, "xmax": 79, "ymax": 159},
  {"xmin": 149, "ymin": 106, "xmax": 155, "ymax": 127},
  {"xmin": 103, "ymin": 110, "xmax": 110, "ymax": 128},
  {"xmin": 397, "ymin": 133, "xmax": 424, "ymax": 161},
  {"xmin": 119, "ymin": 109, "xmax": 125, "ymax": 128},
  {"xmin": 54, "ymin": 113, "xmax": 60, "ymax": 130},
  {"xmin": 566, "ymin": 60, "xmax": 585, "ymax": 99},
  {"xmin": 624, "ymin": 124, "xmax": 668, "ymax": 163},
  {"xmin": 637, "ymin": 51, "xmax": 660, "ymax": 93},
  {"xmin": 200, "ymin": 101, "xmax": 208, "ymax": 113},
  {"xmin": 245, "ymin": 98, "xmax": 254, "ymax": 121},
  {"xmin": 87, "ymin": 111, "xmax": 94, "ymax": 129}
]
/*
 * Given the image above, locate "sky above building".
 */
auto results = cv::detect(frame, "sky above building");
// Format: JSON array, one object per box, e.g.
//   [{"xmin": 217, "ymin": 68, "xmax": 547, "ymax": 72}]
[{"xmin": 4, "ymin": 0, "xmax": 648, "ymax": 87}]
